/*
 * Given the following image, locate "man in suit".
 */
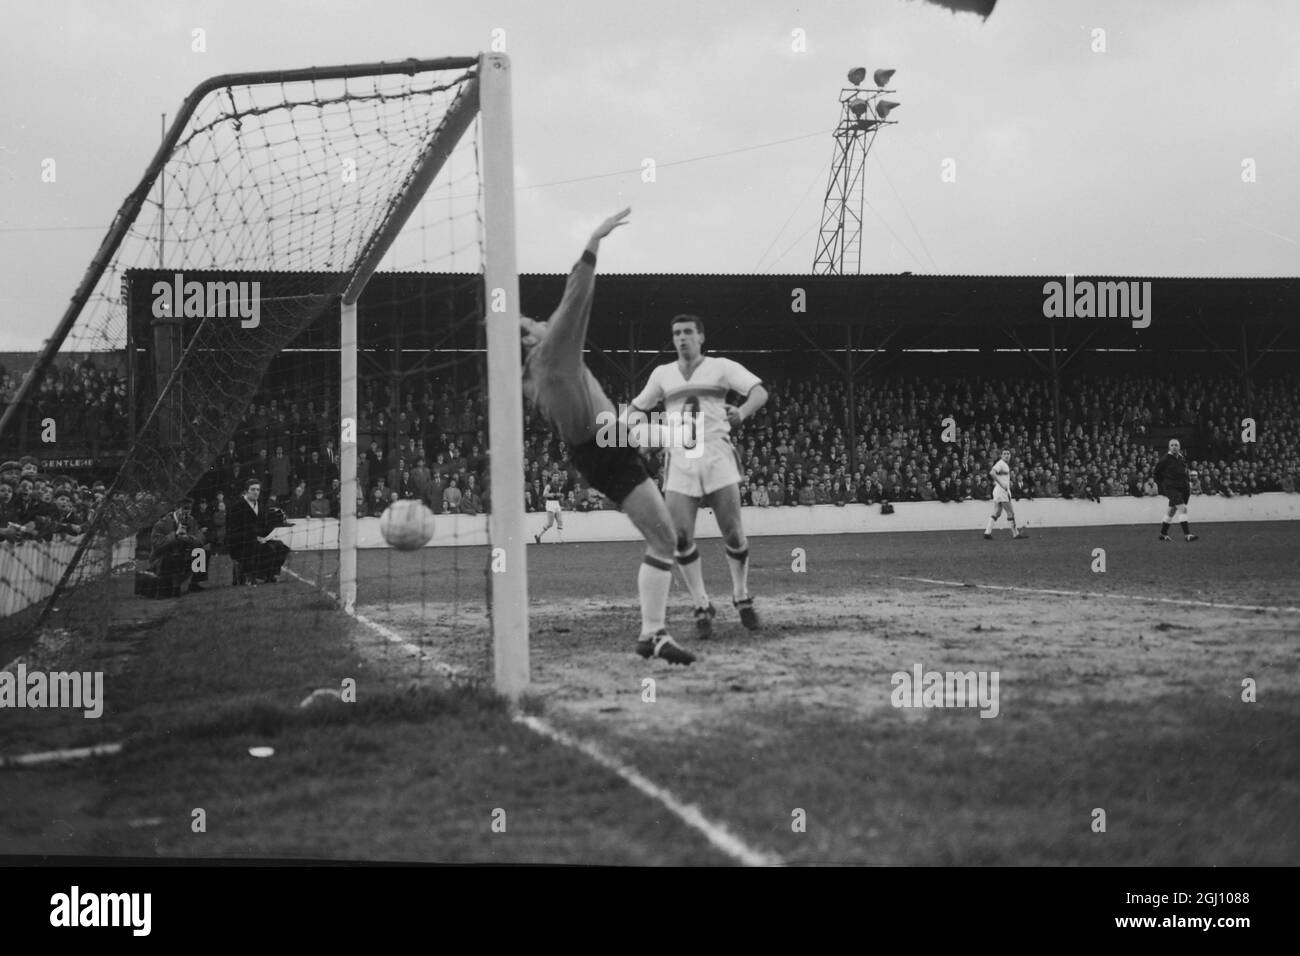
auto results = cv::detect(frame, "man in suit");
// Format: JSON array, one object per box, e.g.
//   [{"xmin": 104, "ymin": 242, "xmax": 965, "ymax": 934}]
[
  {"xmin": 227, "ymin": 477, "xmax": 291, "ymax": 583},
  {"xmin": 284, "ymin": 480, "xmax": 311, "ymax": 519}
]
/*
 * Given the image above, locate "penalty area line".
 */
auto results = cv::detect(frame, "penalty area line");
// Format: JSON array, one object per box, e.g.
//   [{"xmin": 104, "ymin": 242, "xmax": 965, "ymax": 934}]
[
  {"xmin": 897, "ymin": 577, "xmax": 1300, "ymax": 614},
  {"xmin": 517, "ymin": 714, "xmax": 783, "ymax": 867}
]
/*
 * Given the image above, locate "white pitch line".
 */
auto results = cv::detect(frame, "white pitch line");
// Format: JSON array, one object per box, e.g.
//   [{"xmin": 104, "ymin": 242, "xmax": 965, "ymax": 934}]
[
  {"xmin": 517, "ymin": 714, "xmax": 783, "ymax": 867},
  {"xmin": 282, "ymin": 568, "xmax": 779, "ymax": 865},
  {"xmin": 0, "ymin": 742, "xmax": 123, "ymax": 769},
  {"xmin": 281, "ymin": 567, "xmax": 467, "ymax": 679},
  {"xmin": 898, "ymin": 576, "xmax": 1300, "ymax": 614}
]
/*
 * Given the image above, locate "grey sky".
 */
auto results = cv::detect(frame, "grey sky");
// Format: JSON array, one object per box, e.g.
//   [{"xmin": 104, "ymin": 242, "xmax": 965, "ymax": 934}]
[{"xmin": 1, "ymin": 0, "xmax": 1297, "ymax": 352}]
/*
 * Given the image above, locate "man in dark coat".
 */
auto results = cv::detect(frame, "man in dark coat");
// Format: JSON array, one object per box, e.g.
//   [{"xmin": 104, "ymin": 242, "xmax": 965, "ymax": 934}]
[
  {"xmin": 149, "ymin": 497, "xmax": 210, "ymax": 595},
  {"xmin": 1153, "ymin": 438, "xmax": 1198, "ymax": 542},
  {"xmin": 226, "ymin": 477, "xmax": 291, "ymax": 583}
]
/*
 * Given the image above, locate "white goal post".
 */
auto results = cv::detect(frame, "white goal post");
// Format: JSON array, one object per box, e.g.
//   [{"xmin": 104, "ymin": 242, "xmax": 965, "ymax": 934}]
[{"xmin": 335, "ymin": 53, "xmax": 529, "ymax": 699}]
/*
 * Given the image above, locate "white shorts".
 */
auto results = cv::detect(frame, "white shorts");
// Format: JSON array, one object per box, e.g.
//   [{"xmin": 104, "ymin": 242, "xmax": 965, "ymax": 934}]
[
  {"xmin": 545, "ymin": 499, "xmax": 562, "ymax": 514},
  {"xmin": 664, "ymin": 440, "xmax": 743, "ymax": 498},
  {"xmin": 992, "ymin": 485, "xmax": 1012, "ymax": 505}
]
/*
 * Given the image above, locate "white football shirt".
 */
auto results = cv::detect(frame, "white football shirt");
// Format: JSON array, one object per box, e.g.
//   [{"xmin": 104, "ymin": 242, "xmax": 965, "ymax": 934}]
[
  {"xmin": 632, "ymin": 356, "xmax": 762, "ymax": 444},
  {"xmin": 990, "ymin": 458, "xmax": 1011, "ymax": 491}
]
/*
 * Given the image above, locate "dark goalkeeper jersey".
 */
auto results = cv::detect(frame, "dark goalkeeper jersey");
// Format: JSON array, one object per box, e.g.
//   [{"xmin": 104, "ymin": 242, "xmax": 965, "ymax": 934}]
[
  {"xmin": 521, "ymin": 251, "xmax": 613, "ymax": 446},
  {"xmin": 1153, "ymin": 453, "xmax": 1189, "ymax": 494}
]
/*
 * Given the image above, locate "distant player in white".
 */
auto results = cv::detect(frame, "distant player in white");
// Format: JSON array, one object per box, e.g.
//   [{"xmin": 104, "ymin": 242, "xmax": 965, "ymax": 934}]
[
  {"xmin": 631, "ymin": 315, "xmax": 769, "ymax": 636},
  {"xmin": 534, "ymin": 476, "xmax": 564, "ymax": 543},
  {"xmin": 984, "ymin": 449, "xmax": 1028, "ymax": 540}
]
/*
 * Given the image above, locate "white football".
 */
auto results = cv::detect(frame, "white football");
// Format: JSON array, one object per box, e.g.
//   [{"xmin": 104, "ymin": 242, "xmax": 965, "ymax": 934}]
[{"xmin": 379, "ymin": 499, "xmax": 436, "ymax": 550}]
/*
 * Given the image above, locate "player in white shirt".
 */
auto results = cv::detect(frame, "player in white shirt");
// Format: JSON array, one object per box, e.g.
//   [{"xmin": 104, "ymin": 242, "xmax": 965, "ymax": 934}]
[
  {"xmin": 984, "ymin": 449, "xmax": 1028, "ymax": 540},
  {"xmin": 630, "ymin": 316, "xmax": 769, "ymax": 637},
  {"xmin": 534, "ymin": 475, "xmax": 564, "ymax": 543}
]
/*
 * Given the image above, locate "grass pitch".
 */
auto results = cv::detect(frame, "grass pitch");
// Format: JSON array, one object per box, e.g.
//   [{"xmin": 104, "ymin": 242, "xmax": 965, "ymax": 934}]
[{"xmin": 2, "ymin": 520, "xmax": 1297, "ymax": 864}]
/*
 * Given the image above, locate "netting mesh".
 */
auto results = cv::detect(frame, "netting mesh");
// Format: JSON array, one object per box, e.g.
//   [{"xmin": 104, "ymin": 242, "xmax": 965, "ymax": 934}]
[{"xmin": 1, "ymin": 59, "xmax": 487, "ymax": 636}]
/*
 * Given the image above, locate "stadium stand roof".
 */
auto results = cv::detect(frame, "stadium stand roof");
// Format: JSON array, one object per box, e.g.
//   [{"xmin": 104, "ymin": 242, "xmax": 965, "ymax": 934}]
[{"xmin": 125, "ymin": 270, "xmax": 1300, "ymax": 355}]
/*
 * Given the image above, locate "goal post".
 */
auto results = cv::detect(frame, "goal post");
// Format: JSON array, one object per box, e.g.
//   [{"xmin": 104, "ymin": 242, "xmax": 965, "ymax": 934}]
[
  {"xmin": 333, "ymin": 52, "xmax": 530, "ymax": 697},
  {"xmin": 479, "ymin": 54, "xmax": 530, "ymax": 700},
  {"xmin": 1, "ymin": 53, "xmax": 530, "ymax": 700}
]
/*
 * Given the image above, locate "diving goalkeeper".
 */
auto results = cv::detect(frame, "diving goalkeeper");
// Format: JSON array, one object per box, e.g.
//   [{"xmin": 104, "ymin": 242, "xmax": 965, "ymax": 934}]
[{"xmin": 521, "ymin": 208, "xmax": 694, "ymax": 665}]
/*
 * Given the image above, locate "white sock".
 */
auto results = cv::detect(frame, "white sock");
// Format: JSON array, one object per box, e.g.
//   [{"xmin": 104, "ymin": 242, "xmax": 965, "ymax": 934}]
[
  {"xmin": 676, "ymin": 547, "xmax": 709, "ymax": 608},
  {"xmin": 724, "ymin": 543, "xmax": 750, "ymax": 602},
  {"xmin": 985, "ymin": 516, "xmax": 995, "ymax": 534},
  {"xmin": 638, "ymin": 556, "xmax": 673, "ymax": 636}
]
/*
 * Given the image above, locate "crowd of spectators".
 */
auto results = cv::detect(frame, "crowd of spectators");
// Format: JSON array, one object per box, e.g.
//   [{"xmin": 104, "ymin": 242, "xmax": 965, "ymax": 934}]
[
  {"xmin": 197, "ymin": 367, "xmax": 1298, "ymax": 519},
  {"xmin": 0, "ymin": 358, "xmax": 130, "ymax": 453},
  {"xmin": 189, "ymin": 379, "xmax": 500, "ymax": 522},
  {"xmin": 6, "ymin": 364, "xmax": 1297, "ymax": 544},
  {"xmin": 710, "ymin": 370, "xmax": 1300, "ymax": 508},
  {"xmin": 0, "ymin": 456, "xmax": 100, "ymax": 543}
]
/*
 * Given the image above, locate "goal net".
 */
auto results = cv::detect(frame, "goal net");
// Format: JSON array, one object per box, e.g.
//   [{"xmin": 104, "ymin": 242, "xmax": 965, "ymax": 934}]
[{"xmin": 0, "ymin": 55, "xmax": 528, "ymax": 697}]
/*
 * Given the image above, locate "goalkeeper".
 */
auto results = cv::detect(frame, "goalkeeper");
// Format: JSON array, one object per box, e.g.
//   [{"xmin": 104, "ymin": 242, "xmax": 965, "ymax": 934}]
[{"xmin": 521, "ymin": 208, "xmax": 694, "ymax": 665}]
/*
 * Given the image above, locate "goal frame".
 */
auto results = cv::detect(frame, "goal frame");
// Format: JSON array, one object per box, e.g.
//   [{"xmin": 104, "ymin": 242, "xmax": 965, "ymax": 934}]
[
  {"xmin": 1, "ymin": 53, "xmax": 531, "ymax": 700},
  {"xmin": 337, "ymin": 53, "xmax": 529, "ymax": 699}
]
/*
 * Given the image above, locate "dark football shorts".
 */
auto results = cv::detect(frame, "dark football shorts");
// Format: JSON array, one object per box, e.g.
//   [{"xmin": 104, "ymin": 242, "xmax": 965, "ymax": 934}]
[
  {"xmin": 570, "ymin": 438, "xmax": 650, "ymax": 505},
  {"xmin": 1165, "ymin": 487, "xmax": 1189, "ymax": 507}
]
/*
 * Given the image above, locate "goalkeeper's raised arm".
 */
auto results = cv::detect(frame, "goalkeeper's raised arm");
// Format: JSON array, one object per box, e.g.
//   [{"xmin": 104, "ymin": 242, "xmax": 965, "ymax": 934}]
[
  {"xmin": 520, "ymin": 208, "xmax": 629, "ymax": 447},
  {"xmin": 535, "ymin": 208, "xmax": 629, "ymax": 358},
  {"xmin": 518, "ymin": 207, "xmax": 695, "ymax": 666}
]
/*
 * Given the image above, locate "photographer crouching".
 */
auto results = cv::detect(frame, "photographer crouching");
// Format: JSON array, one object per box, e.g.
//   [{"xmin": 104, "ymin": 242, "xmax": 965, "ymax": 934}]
[{"xmin": 149, "ymin": 497, "xmax": 211, "ymax": 597}]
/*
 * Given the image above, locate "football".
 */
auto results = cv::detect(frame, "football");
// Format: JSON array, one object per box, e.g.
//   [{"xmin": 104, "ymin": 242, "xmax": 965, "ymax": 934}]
[{"xmin": 378, "ymin": 499, "xmax": 436, "ymax": 550}]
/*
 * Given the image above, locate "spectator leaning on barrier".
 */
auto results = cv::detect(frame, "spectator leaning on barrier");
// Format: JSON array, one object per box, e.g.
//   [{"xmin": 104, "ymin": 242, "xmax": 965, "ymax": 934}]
[
  {"xmin": 0, "ymin": 479, "xmax": 34, "ymax": 541},
  {"xmin": 460, "ymin": 481, "xmax": 483, "ymax": 516},
  {"xmin": 769, "ymin": 482, "xmax": 785, "ymax": 506},
  {"xmin": 442, "ymin": 477, "xmax": 462, "ymax": 513},
  {"xmin": 1086, "ymin": 469, "xmax": 1103, "ymax": 503},
  {"xmin": 284, "ymin": 481, "xmax": 311, "ymax": 519},
  {"xmin": 51, "ymin": 489, "xmax": 85, "ymax": 537},
  {"xmin": 309, "ymin": 488, "xmax": 331, "ymax": 517}
]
